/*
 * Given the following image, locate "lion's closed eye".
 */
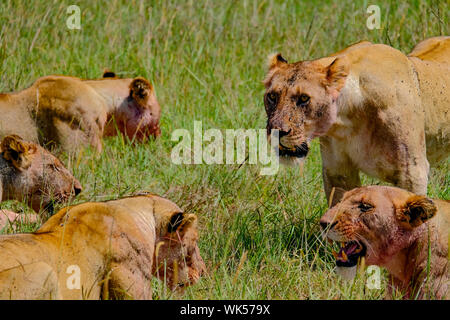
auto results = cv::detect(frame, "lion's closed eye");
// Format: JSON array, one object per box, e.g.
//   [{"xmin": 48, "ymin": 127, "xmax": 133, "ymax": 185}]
[{"xmin": 358, "ymin": 202, "xmax": 374, "ymax": 213}]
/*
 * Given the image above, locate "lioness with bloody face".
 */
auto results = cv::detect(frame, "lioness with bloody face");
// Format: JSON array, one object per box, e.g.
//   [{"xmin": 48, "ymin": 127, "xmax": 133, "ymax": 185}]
[
  {"xmin": 320, "ymin": 186, "xmax": 449, "ymax": 299},
  {"xmin": 0, "ymin": 135, "xmax": 82, "ymax": 226},
  {"xmin": 0, "ymin": 72, "xmax": 161, "ymax": 154},
  {"xmin": 264, "ymin": 38, "xmax": 449, "ymax": 206},
  {"xmin": 0, "ymin": 194, "xmax": 206, "ymax": 299}
]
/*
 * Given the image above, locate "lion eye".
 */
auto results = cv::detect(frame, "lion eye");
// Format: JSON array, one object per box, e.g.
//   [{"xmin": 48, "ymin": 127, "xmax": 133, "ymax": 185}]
[
  {"xmin": 47, "ymin": 163, "xmax": 60, "ymax": 172},
  {"xmin": 266, "ymin": 92, "xmax": 278, "ymax": 107},
  {"xmin": 358, "ymin": 202, "xmax": 374, "ymax": 212},
  {"xmin": 296, "ymin": 94, "xmax": 310, "ymax": 107}
]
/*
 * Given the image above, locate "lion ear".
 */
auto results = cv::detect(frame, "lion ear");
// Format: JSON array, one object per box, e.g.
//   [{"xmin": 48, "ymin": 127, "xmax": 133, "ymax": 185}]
[
  {"xmin": 130, "ymin": 77, "xmax": 153, "ymax": 106},
  {"xmin": 396, "ymin": 195, "xmax": 437, "ymax": 229},
  {"xmin": 327, "ymin": 58, "xmax": 348, "ymax": 92},
  {"xmin": 315, "ymin": 57, "xmax": 348, "ymax": 92},
  {"xmin": 168, "ymin": 212, "xmax": 197, "ymax": 238},
  {"xmin": 102, "ymin": 70, "xmax": 117, "ymax": 78},
  {"xmin": 1, "ymin": 135, "xmax": 34, "ymax": 170},
  {"xmin": 178, "ymin": 214, "xmax": 197, "ymax": 238},
  {"xmin": 268, "ymin": 53, "xmax": 288, "ymax": 70},
  {"xmin": 168, "ymin": 212, "xmax": 185, "ymax": 233}
]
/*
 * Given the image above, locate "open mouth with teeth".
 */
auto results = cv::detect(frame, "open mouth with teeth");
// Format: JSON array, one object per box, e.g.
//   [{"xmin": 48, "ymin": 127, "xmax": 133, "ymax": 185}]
[{"xmin": 332, "ymin": 241, "xmax": 366, "ymax": 267}]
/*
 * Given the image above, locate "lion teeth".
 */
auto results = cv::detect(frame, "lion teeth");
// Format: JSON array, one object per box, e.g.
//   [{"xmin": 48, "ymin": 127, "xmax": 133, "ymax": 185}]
[{"xmin": 341, "ymin": 251, "xmax": 348, "ymax": 262}]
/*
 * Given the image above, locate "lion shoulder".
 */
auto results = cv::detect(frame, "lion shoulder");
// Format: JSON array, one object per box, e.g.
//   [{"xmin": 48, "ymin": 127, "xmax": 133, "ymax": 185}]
[
  {"xmin": 330, "ymin": 40, "xmax": 373, "ymax": 57},
  {"xmin": 408, "ymin": 36, "xmax": 450, "ymax": 63}
]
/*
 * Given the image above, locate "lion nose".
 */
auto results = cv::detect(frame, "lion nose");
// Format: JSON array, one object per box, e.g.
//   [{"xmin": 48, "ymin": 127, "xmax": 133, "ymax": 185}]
[
  {"xmin": 72, "ymin": 181, "xmax": 82, "ymax": 196},
  {"xmin": 278, "ymin": 129, "xmax": 291, "ymax": 138},
  {"xmin": 270, "ymin": 127, "xmax": 290, "ymax": 138},
  {"xmin": 74, "ymin": 186, "xmax": 82, "ymax": 196}
]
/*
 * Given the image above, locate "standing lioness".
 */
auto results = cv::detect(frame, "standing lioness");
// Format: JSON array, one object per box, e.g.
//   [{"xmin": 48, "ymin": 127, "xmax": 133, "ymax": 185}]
[
  {"xmin": 264, "ymin": 38, "xmax": 449, "ymax": 205},
  {"xmin": 0, "ymin": 194, "xmax": 206, "ymax": 299},
  {"xmin": 0, "ymin": 73, "xmax": 161, "ymax": 154}
]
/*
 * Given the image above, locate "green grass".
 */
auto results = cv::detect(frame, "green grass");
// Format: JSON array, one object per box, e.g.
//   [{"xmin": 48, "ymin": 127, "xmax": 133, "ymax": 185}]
[{"xmin": 0, "ymin": 0, "xmax": 448, "ymax": 299}]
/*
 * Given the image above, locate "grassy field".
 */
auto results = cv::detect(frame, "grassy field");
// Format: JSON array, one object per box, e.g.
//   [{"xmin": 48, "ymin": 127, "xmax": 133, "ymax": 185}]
[{"xmin": 0, "ymin": 0, "xmax": 448, "ymax": 299}]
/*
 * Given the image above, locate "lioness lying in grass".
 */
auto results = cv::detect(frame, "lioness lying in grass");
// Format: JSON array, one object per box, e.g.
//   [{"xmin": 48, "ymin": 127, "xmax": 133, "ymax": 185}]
[
  {"xmin": 0, "ymin": 135, "xmax": 82, "ymax": 230},
  {"xmin": 0, "ymin": 194, "xmax": 205, "ymax": 299},
  {"xmin": 0, "ymin": 72, "xmax": 161, "ymax": 154}
]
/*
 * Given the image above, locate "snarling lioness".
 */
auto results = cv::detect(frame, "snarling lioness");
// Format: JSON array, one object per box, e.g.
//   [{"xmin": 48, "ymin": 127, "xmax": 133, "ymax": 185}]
[
  {"xmin": 264, "ymin": 37, "xmax": 450, "ymax": 206},
  {"xmin": 0, "ymin": 72, "xmax": 161, "ymax": 154},
  {"xmin": 320, "ymin": 186, "xmax": 449, "ymax": 299},
  {"xmin": 0, "ymin": 194, "xmax": 206, "ymax": 299}
]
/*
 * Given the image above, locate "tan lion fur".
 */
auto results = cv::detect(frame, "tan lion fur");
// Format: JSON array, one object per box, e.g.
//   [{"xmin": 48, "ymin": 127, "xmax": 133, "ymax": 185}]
[
  {"xmin": 0, "ymin": 135, "xmax": 81, "ymax": 214},
  {"xmin": 320, "ymin": 186, "xmax": 449, "ymax": 299},
  {"xmin": 0, "ymin": 74, "xmax": 161, "ymax": 154},
  {"xmin": 0, "ymin": 194, "xmax": 206, "ymax": 300}
]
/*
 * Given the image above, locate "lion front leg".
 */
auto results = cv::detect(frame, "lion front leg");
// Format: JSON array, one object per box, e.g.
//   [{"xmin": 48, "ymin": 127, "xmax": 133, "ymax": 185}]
[
  {"xmin": 393, "ymin": 154, "xmax": 429, "ymax": 196},
  {"xmin": 375, "ymin": 126, "xmax": 429, "ymax": 196},
  {"xmin": 53, "ymin": 117, "xmax": 103, "ymax": 155},
  {"xmin": 104, "ymin": 263, "xmax": 152, "ymax": 300},
  {"xmin": 320, "ymin": 137, "xmax": 361, "ymax": 207}
]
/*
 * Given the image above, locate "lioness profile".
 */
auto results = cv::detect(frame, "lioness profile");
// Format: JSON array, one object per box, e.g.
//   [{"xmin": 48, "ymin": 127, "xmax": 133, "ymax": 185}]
[
  {"xmin": 0, "ymin": 194, "xmax": 206, "ymax": 299},
  {"xmin": 0, "ymin": 72, "xmax": 161, "ymax": 154},
  {"xmin": 264, "ymin": 38, "xmax": 449, "ymax": 206},
  {"xmin": 0, "ymin": 135, "xmax": 82, "ymax": 225},
  {"xmin": 320, "ymin": 186, "xmax": 449, "ymax": 299}
]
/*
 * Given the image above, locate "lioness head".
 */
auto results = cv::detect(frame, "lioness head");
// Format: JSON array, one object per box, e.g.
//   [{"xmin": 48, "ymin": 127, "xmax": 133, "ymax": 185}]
[
  {"xmin": 319, "ymin": 186, "xmax": 437, "ymax": 279},
  {"xmin": 107, "ymin": 76, "xmax": 161, "ymax": 141},
  {"xmin": 1, "ymin": 135, "xmax": 82, "ymax": 213},
  {"xmin": 263, "ymin": 54, "xmax": 348, "ymax": 165},
  {"xmin": 153, "ymin": 210, "xmax": 206, "ymax": 291}
]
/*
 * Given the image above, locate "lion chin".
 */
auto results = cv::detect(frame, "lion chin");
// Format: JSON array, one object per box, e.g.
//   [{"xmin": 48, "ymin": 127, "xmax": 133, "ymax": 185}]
[
  {"xmin": 336, "ymin": 265, "xmax": 357, "ymax": 281},
  {"xmin": 278, "ymin": 154, "xmax": 305, "ymax": 167}
]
